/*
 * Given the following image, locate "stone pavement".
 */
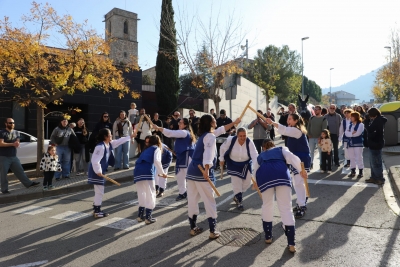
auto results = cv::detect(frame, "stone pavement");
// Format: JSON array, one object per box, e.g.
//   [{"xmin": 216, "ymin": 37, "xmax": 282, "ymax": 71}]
[
  {"xmin": 0, "ymin": 158, "xmax": 176, "ymax": 204},
  {"xmin": 1, "ymin": 142, "xmax": 400, "ymax": 210}
]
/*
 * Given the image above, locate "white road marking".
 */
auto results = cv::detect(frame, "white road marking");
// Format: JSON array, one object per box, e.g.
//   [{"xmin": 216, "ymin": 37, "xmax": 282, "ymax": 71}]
[
  {"xmin": 341, "ymin": 168, "xmax": 351, "ymax": 174},
  {"xmin": 9, "ymin": 260, "xmax": 49, "ymax": 267},
  {"xmin": 50, "ymin": 211, "xmax": 91, "ymax": 222},
  {"xmin": 95, "ymin": 217, "xmax": 142, "ymax": 231},
  {"xmin": 308, "ymin": 179, "xmax": 378, "ymax": 188},
  {"xmin": 13, "ymin": 206, "xmax": 52, "ymax": 215},
  {"xmin": 134, "ymin": 193, "xmax": 234, "ymax": 240}
]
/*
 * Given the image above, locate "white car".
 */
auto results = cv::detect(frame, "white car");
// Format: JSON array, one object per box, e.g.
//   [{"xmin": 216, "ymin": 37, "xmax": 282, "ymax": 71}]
[{"xmin": 16, "ymin": 131, "xmax": 50, "ymax": 165}]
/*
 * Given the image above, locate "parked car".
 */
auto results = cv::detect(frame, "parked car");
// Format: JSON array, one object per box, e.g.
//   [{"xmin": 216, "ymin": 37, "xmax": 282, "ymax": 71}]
[{"xmin": 16, "ymin": 131, "xmax": 50, "ymax": 165}]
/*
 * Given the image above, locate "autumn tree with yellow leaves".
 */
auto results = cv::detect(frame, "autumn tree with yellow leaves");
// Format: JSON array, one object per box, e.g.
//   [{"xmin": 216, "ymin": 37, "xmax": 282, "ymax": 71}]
[
  {"xmin": 372, "ymin": 29, "xmax": 400, "ymax": 102},
  {"xmin": 0, "ymin": 2, "xmax": 139, "ymax": 172}
]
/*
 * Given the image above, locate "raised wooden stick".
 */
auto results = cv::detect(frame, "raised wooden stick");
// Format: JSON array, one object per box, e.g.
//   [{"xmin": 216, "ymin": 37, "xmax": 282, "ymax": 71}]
[
  {"xmin": 235, "ymin": 100, "xmax": 252, "ymax": 127},
  {"xmin": 248, "ymin": 105, "xmax": 268, "ymax": 122},
  {"xmin": 99, "ymin": 174, "xmax": 121, "ymax": 186},
  {"xmin": 251, "ymin": 177, "xmax": 263, "ymax": 200},
  {"xmin": 197, "ymin": 164, "xmax": 221, "ymax": 197},
  {"xmin": 301, "ymin": 162, "xmax": 310, "ymax": 197}
]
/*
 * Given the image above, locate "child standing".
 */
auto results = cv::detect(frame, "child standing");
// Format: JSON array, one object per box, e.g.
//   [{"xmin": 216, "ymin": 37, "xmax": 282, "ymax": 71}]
[
  {"xmin": 40, "ymin": 145, "xmax": 62, "ymax": 190},
  {"xmin": 318, "ymin": 129, "xmax": 333, "ymax": 173},
  {"xmin": 128, "ymin": 102, "xmax": 139, "ymax": 126},
  {"xmin": 345, "ymin": 112, "xmax": 365, "ymax": 178}
]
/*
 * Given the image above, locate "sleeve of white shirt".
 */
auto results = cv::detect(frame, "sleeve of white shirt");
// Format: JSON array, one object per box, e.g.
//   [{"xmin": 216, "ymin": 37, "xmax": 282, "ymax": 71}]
[
  {"xmin": 351, "ymin": 123, "xmax": 364, "ymax": 137},
  {"xmin": 203, "ymin": 133, "xmax": 216, "ymax": 167},
  {"xmin": 91, "ymin": 145, "xmax": 105, "ymax": 174},
  {"xmin": 219, "ymin": 136, "xmax": 233, "ymax": 162},
  {"xmin": 338, "ymin": 122, "xmax": 344, "ymax": 141},
  {"xmin": 249, "ymin": 139, "xmax": 259, "ymax": 170},
  {"xmin": 162, "ymin": 128, "xmax": 188, "ymax": 138},
  {"xmin": 110, "ymin": 136, "xmax": 132, "ymax": 148},
  {"xmin": 282, "ymin": 147, "xmax": 301, "ymax": 171},
  {"xmin": 253, "ymin": 157, "xmax": 260, "ymax": 174},
  {"xmin": 213, "ymin": 126, "xmax": 226, "ymax": 137},
  {"xmin": 276, "ymin": 123, "xmax": 303, "ymax": 139},
  {"xmin": 153, "ymin": 148, "xmax": 166, "ymax": 175}
]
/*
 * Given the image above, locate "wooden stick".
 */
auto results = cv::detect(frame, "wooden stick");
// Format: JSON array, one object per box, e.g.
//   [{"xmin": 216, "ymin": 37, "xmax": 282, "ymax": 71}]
[
  {"xmin": 158, "ymin": 174, "xmax": 175, "ymax": 178},
  {"xmin": 135, "ymin": 115, "xmax": 144, "ymax": 133},
  {"xmin": 251, "ymin": 177, "xmax": 263, "ymax": 200},
  {"xmin": 143, "ymin": 114, "xmax": 155, "ymax": 128},
  {"xmin": 301, "ymin": 162, "xmax": 310, "ymax": 197},
  {"xmin": 99, "ymin": 174, "xmax": 121, "ymax": 186},
  {"xmin": 248, "ymin": 105, "xmax": 269, "ymax": 122},
  {"xmin": 235, "ymin": 100, "xmax": 252, "ymax": 127},
  {"xmin": 220, "ymin": 162, "xmax": 224, "ymax": 180},
  {"xmin": 197, "ymin": 164, "xmax": 221, "ymax": 197},
  {"xmin": 164, "ymin": 145, "xmax": 176, "ymax": 156}
]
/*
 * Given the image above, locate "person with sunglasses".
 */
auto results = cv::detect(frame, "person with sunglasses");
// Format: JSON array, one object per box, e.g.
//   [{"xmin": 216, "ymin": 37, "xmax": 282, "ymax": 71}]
[
  {"xmin": 0, "ymin": 118, "xmax": 40, "ymax": 194},
  {"xmin": 88, "ymin": 112, "xmax": 113, "ymax": 154}
]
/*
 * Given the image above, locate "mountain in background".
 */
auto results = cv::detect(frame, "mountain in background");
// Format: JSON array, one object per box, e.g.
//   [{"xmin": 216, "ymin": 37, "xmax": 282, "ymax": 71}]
[{"xmin": 322, "ymin": 66, "xmax": 381, "ymax": 103}]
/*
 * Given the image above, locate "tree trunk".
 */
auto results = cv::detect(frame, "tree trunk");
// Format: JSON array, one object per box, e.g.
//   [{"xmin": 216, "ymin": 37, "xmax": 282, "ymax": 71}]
[
  {"xmin": 36, "ymin": 106, "xmax": 45, "ymax": 176},
  {"xmin": 265, "ymin": 90, "xmax": 270, "ymax": 112},
  {"xmin": 214, "ymin": 101, "xmax": 220, "ymax": 117}
]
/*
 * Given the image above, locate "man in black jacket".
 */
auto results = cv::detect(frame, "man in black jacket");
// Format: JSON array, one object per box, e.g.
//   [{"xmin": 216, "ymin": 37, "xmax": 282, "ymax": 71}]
[{"xmin": 364, "ymin": 108, "xmax": 387, "ymax": 185}]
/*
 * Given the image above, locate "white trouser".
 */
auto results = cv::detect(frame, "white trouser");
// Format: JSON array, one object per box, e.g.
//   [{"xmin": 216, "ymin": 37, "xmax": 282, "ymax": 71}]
[
  {"xmin": 231, "ymin": 172, "xmax": 252, "ymax": 195},
  {"xmin": 136, "ymin": 180, "xmax": 156, "ymax": 209},
  {"xmin": 347, "ymin": 147, "xmax": 364, "ymax": 169},
  {"xmin": 94, "ymin": 185, "xmax": 105, "ymax": 206},
  {"xmin": 343, "ymin": 142, "xmax": 349, "ymax": 160},
  {"xmin": 187, "ymin": 179, "xmax": 217, "ymax": 218},
  {"xmin": 292, "ymin": 173, "xmax": 307, "ymax": 206},
  {"xmin": 176, "ymin": 157, "xmax": 191, "ymax": 194},
  {"xmin": 261, "ymin": 186, "xmax": 295, "ymax": 226},
  {"xmin": 155, "ymin": 167, "xmax": 168, "ymax": 189}
]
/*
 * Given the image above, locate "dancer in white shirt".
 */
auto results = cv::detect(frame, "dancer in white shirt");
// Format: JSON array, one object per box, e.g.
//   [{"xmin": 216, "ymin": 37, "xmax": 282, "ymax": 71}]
[{"xmin": 219, "ymin": 127, "xmax": 258, "ymax": 210}]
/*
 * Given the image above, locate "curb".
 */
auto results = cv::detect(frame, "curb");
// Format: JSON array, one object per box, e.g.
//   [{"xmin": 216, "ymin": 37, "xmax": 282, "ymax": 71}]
[
  {"xmin": 1, "ymin": 165, "xmax": 176, "ymax": 205},
  {"xmin": 388, "ymin": 165, "xmax": 400, "ymax": 198}
]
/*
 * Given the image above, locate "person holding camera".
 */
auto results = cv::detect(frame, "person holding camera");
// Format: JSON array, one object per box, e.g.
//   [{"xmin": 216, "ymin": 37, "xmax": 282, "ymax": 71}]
[
  {"xmin": 248, "ymin": 110, "xmax": 271, "ymax": 154},
  {"xmin": 112, "ymin": 110, "xmax": 134, "ymax": 170}
]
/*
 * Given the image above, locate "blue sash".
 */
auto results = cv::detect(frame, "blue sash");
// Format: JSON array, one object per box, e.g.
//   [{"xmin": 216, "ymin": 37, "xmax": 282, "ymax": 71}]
[{"xmin": 224, "ymin": 136, "xmax": 253, "ymax": 179}]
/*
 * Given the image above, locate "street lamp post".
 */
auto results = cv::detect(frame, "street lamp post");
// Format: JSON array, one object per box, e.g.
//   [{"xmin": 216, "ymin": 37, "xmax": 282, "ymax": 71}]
[
  {"xmin": 384, "ymin": 46, "xmax": 392, "ymax": 101},
  {"xmin": 301, "ymin": 37, "xmax": 309, "ymax": 98},
  {"xmin": 330, "ymin": 68, "xmax": 334, "ymax": 104}
]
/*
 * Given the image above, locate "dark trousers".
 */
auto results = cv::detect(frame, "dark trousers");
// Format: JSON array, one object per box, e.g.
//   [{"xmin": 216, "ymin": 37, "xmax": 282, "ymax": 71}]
[
  {"xmin": 43, "ymin": 171, "xmax": 55, "ymax": 186},
  {"xmin": 253, "ymin": 139, "xmax": 263, "ymax": 154},
  {"xmin": 320, "ymin": 152, "xmax": 332, "ymax": 171},
  {"xmin": 139, "ymin": 139, "xmax": 146, "ymax": 152},
  {"xmin": 270, "ymin": 128, "xmax": 275, "ymax": 140},
  {"xmin": 330, "ymin": 134, "xmax": 339, "ymax": 164},
  {"xmin": 216, "ymin": 142, "xmax": 223, "ymax": 167}
]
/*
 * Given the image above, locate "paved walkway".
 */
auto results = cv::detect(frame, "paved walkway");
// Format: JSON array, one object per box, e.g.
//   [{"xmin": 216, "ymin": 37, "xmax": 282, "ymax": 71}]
[{"xmin": 1, "ymin": 143, "xmax": 400, "ymax": 209}]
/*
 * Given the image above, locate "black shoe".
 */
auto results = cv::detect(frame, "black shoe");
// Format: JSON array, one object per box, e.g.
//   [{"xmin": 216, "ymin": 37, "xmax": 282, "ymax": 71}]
[
  {"xmin": 176, "ymin": 194, "xmax": 186, "ymax": 201},
  {"xmin": 374, "ymin": 180, "xmax": 385, "ymax": 185},
  {"xmin": 1, "ymin": 190, "xmax": 10, "ymax": 194},
  {"xmin": 310, "ymin": 163, "xmax": 313, "ymax": 170},
  {"xmin": 237, "ymin": 204, "xmax": 244, "ymax": 211},
  {"xmin": 294, "ymin": 206, "xmax": 307, "ymax": 218},
  {"xmin": 123, "ymin": 167, "xmax": 130, "ymax": 170},
  {"xmin": 114, "ymin": 168, "xmax": 120, "ymax": 171},
  {"xmin": 335, "ymin": 163, "xmax": 340, "ymax": 167},
  {"xmin": 344, "ymin": 164, "xmax": 350, "ymax": 168},
  {"xmin": 55, "ymin": 178, "xmax": 61, "ymax": 181},
  {"xmin": 29, "ymin": 182, "xmax": 40, "ymax": 187},
  {"xmin": 64, "ymin": 176, "xmax": 70, "ymax": 179},
  {"xmin": 366, "ymin": 178, "xmax": 377, "ymax": 183}
]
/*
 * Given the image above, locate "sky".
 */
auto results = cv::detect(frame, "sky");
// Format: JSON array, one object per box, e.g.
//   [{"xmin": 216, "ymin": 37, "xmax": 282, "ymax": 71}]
[{"xmin": 1, "ymin": 0, "xmax": 399, "ymax": 90}]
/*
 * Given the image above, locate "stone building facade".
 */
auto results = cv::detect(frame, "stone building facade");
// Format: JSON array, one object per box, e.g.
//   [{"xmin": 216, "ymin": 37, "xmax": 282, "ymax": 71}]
[{"xmin": 104, "ymin": 8, "xmax": 139, "ymax": 65}]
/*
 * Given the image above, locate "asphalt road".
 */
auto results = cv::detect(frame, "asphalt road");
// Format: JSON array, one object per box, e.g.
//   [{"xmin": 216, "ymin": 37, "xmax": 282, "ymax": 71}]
[{"xmin": 1, "ymin": 148, "xmax": 400, "ymax": 267}]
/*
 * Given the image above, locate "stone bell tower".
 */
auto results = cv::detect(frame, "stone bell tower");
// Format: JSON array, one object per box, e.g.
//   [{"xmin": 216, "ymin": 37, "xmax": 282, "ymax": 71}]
[{"xmin": 104, "ymin": 8, "xmax": 139, "ymax": 65}]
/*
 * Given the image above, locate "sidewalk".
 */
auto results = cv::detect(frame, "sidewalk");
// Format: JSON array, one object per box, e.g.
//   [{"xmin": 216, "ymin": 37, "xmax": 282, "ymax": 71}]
[{"xmin": 0, "ymin": 158, "xmax": 176, "ymax": 204}]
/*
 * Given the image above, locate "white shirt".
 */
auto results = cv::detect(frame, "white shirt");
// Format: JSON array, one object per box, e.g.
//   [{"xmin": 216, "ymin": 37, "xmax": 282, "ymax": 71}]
[
  {"xmin": 91, "ymin": 136, "xmax": 133, "ymax": 174},
  {"xmin": 219, "ymin": 136, "xmax": 258, "ymax": 169},
  {"xmin": 276, "ymin": 123, "xmax": 303, "ymax": 139},
  {"xmin": 202, "ymin": 133, "xmax": 216, "ymax": 167},
  {"xmin": 339, "ymin": 118, "xmax": 351, "ymax": 141},
  {"xmin": 138, "ymin": 121, "xmax": 152, "ymax": 140},
  {"xmin": 344, "ymin": 122, "xmax": 364, "ymax": 138},
  {"xmin": 253, "ymin": 147, "xmax": 302, "ymax": 174},
  {"xmin": 152, "ymin": 146, "xmax": 166, "ymax": 175},
  {"xmin": 163, "ymin": 128, "xmax": 189, "ymax": 139},
  {"xmin": 214, "ymin": 126, "xmax": 228, "ymax": 137}
]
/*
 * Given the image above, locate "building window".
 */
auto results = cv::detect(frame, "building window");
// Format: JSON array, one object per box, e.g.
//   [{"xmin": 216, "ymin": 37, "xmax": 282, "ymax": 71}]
[
  {"xmin": 12, "ymin": 102, "xmax": 25, "ymax": 129},
  {"xmin": 109, "ymin": 21, "xmax": 111, "ymax": 34},
  {"xmin": 124, "ymin": 52, "xmax": 128, "ymax": 58},
  {"xmin": 123, "ymin": 21, "xmax": 128, "ymax": 34}
]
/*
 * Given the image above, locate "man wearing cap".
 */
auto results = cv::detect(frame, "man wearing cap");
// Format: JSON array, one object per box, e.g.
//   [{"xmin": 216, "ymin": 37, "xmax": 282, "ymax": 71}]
[{"xmin": 216, "ymin": 109, "xmax": 235, "ymax": 169}]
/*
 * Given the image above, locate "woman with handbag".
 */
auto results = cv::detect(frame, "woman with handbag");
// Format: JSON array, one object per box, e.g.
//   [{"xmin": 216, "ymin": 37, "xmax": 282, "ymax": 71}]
[
  {"xmin": 74, "ymin": 118, "xmax": 89, "ymax": 176},
  {"xmin": 50, "ymin": 118, "xmax": 76, "ymax": 180}
]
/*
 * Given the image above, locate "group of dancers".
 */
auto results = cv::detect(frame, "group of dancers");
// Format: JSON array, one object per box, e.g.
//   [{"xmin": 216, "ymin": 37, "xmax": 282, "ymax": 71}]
[{"xmin": 86, "ymin": 111, "xmax": 311, "ymax": 253}]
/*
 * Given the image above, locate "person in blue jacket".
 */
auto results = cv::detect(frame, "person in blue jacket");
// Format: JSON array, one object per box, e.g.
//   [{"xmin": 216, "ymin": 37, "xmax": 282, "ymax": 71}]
[
  {"xmin": 133, "ymin": 135, "xmax": 168, "ymax": 224},
  {"xmin": 88, "ymin": 128, "xmax": 136, "ymax": 218},
  {"xmin": 255, "ymin": 139, "xmax": 307, "ymax": 253}
]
